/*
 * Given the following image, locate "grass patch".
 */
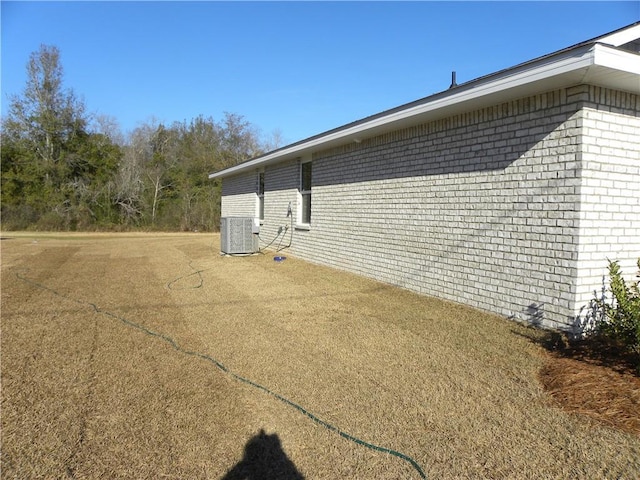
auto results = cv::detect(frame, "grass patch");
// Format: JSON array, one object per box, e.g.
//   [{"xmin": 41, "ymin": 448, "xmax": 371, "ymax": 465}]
[{"xmin": 2, "ymin": 233, "xmax": 639, "ymax": 478}]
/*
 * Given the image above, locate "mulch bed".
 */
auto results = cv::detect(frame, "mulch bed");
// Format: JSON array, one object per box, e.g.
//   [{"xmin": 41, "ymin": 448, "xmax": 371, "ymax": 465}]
[{"xmin": 539, "ymin": 338, "xmax": 640, "ymax": 436}]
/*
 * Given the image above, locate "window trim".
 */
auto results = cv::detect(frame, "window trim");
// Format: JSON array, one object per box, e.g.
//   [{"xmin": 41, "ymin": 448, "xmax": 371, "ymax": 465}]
[
  {"xmin": 297, "ymin": 160, "xmax": 312, "ymax": 228},
  {"xmin": 257, "ymin": 170, "xmax": 265, "ymax": 222}
]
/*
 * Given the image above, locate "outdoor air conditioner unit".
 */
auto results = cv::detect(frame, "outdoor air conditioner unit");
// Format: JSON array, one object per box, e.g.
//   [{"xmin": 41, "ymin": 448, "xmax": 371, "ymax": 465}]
[{"xmin": 220, "ymin": 217, "xmax": 259, "ymax": 254}]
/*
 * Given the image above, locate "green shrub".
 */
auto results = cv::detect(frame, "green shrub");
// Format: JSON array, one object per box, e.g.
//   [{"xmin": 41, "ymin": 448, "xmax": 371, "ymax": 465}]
[{"xmin": 594, "ymin": 258, "xmax": 640, "ymax": 367}]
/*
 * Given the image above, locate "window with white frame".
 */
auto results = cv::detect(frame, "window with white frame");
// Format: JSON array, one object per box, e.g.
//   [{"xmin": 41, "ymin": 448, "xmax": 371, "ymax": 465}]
[
  {"xmin": 299, "ymin": 161, "xmax": 312, "ymax": 225},
  {"xmin": 257, "ymin": 171, "xmax": 265, "ymax": 221}
]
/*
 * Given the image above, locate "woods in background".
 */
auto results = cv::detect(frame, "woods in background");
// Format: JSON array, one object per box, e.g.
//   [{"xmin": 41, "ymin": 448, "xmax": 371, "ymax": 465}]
[{"xmin": 1, "ymin": 45, "xmax": 279, "ymax": 231}]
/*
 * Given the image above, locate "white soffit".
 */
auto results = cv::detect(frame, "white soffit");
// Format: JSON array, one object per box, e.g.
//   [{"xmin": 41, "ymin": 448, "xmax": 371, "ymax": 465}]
[{"xmin": 210, "ymin": 38, "xmax": 640, "ymax": 179}]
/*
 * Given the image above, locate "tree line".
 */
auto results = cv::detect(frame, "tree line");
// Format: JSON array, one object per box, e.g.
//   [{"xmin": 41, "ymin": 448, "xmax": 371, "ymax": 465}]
[{"xmin": 1, "ymin": 45, "xmax": 279, "ymax": 231}]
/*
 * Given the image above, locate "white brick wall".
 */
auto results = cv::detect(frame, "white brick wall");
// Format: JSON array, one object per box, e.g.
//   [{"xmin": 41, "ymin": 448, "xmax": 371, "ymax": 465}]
[
  {"xmin": 220, "ymin": 86, "xmax": 639, "ymax": 331},
  {"xmin": 220, "ymin": 172, "xmax": 258, "ymax": 219},
  {"xmin": 220, "ymin": 160, "xmax": 300, "ymax": 250},
  {"xmin": 260, "ymin": 160, "xmax": 299, "ymax": 250},
  {"xmin": 574, "ymin": 87, "xmax": 640, "ymax": 329}
]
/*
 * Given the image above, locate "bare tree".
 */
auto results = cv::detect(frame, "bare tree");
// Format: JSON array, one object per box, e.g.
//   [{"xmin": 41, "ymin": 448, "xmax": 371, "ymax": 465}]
[
  {"xmin": 219, "ymin": 112, "xmax": 263, "ymax": 167},
  {"xmin": 120, "ymin": 120, "xmax": 180, "ymax": 225},
  {"xmin": 263, "ymin": 128, "xmax": 286, "ymax": 152},
  {"xmin": 112, "ymin": 146, "xmax": 144, "ymax": 224},
  {"xmin": 146, "ymin": 124, "xmax": 180, "ymax": 224},
  {"xmin": 92, "ymin": 114, "xmax": 125, "ymax": 146}
]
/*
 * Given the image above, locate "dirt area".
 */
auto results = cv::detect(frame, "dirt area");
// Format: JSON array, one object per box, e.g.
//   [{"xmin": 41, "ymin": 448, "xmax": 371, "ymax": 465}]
[{"xmin": 1, "ymin": 233, "xmax": 639, "ymax": 479}]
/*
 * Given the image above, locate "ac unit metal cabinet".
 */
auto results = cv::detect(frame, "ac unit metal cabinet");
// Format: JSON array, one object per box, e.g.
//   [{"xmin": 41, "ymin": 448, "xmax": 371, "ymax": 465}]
[{"xmin": 220, "ymin": 217, "xmax": 259, "ymax": 254}]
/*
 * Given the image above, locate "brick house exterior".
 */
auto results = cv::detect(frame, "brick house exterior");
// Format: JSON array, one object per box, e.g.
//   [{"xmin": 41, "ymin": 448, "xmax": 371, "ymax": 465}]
[{"xmin": 210, "ymin": 24, "xmax": 640, "ymax": 332}]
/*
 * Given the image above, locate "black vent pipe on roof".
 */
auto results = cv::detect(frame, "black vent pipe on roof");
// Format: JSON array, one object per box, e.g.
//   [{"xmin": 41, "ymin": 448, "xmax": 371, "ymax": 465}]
[{"xmin": 449, "ymin": 71, "xmax": 457, "ymax": 89}]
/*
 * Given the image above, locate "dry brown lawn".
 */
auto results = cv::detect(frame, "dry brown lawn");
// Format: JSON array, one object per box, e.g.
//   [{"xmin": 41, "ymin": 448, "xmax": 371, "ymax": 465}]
[{"xmin": 1, "ymin": 232, "xmax": 638, "ymax": 479}]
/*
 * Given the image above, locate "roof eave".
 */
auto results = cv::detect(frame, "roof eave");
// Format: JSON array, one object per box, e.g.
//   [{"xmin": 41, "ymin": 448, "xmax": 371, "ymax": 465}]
[{"xmin": 209, "ymin": 42, "xmax": 639, "ymax": 180}]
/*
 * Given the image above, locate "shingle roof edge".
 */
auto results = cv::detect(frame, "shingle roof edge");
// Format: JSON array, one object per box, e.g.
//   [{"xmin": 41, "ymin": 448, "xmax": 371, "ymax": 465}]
[{"xmin": 209, "ymin": 22, "xmax": 640, "ymax": 180}]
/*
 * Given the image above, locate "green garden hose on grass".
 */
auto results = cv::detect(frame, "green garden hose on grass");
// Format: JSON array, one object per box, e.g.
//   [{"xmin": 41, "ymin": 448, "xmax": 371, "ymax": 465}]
[{"xmin": 15, "ymin": 269, "xmax": 427, "ymax": 479}]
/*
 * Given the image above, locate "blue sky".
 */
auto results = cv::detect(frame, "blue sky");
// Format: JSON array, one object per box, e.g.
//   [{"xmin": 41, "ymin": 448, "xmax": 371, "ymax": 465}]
[{"xmin": 2, "ymin": 1, "xmax": 638, "ymax": 145}]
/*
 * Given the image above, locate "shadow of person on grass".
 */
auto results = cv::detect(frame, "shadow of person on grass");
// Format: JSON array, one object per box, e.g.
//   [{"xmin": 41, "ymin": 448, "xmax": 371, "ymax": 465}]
[{"xmin": 221, "ymin": 429, "xmax": 305, "ymax": 480}]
